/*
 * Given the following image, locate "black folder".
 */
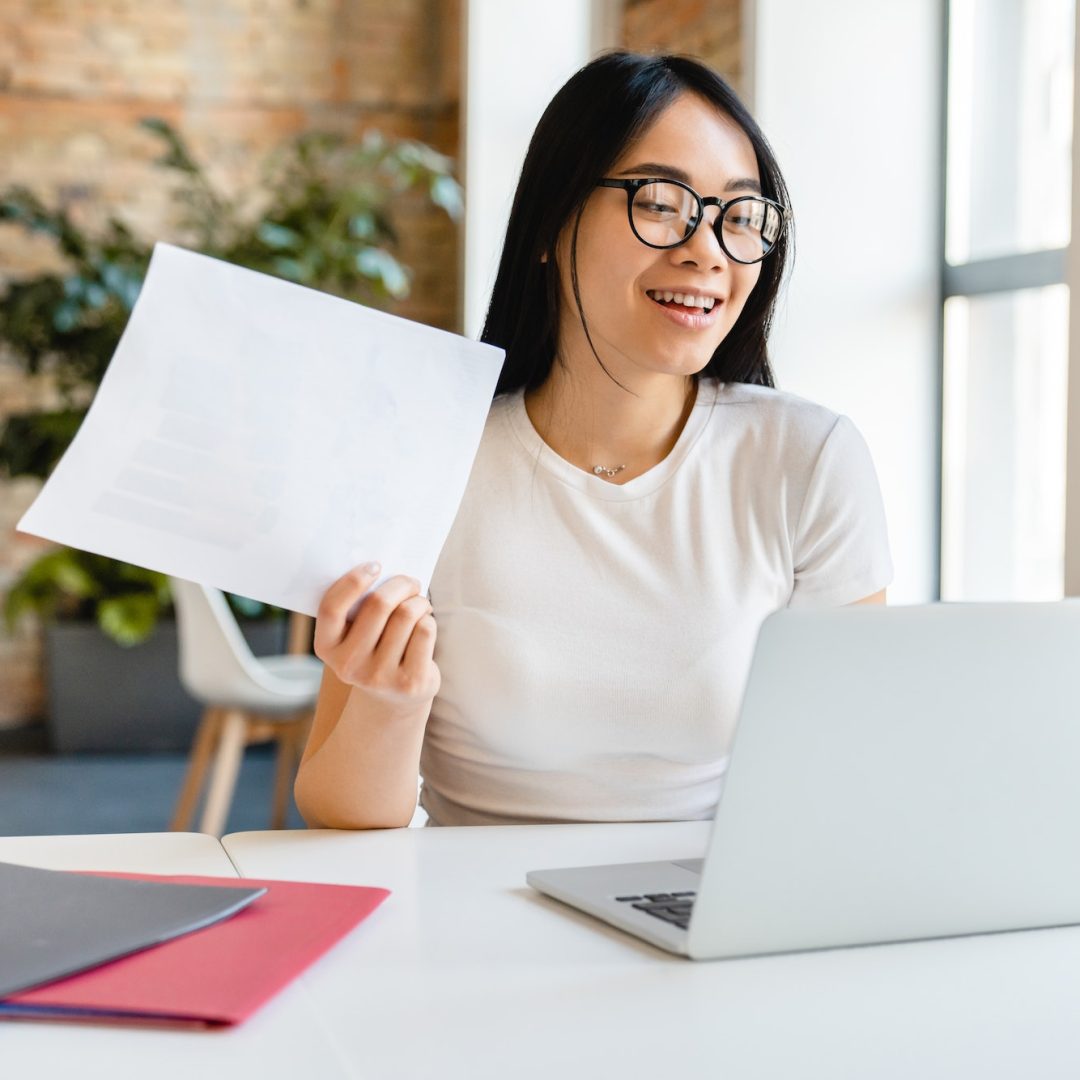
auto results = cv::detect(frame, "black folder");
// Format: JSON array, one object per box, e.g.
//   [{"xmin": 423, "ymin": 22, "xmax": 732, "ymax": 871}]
[{"xmin": 0, "ymin": 860, "xmax": 266, "ymax": 996}]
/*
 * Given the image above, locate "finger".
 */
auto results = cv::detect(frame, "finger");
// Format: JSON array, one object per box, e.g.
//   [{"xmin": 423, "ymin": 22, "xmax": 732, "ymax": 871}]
[
  {"xmin": 314, "ymin": 561, "xmax": 381, "ymax": 655},
  {"xmin": 338, "ymin": 575, "xmax": 423, "ymax": 659},
  {"xmin": 401, "ymin": 612, "xmax": 437, "ymax": 679},
  {"xmin": 372, "ymin": 594, "xmax": 432, "ymax": 668}
]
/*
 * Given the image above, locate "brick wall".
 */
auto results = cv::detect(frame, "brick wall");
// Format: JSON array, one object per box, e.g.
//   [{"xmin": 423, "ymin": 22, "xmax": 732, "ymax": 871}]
[
  {"xmin": 622, "ymin": 0, "xmax": 744, "ymax": 95},
  {"xmin": 0, "ymin": 0, "xmax": 460, "ymax": 727}
]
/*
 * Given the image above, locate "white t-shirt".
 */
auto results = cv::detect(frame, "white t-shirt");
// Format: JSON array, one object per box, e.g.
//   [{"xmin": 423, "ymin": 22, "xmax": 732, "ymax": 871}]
[{"xmin": 420, "ymin": 379, "xmax": 893, "ymax": 826}]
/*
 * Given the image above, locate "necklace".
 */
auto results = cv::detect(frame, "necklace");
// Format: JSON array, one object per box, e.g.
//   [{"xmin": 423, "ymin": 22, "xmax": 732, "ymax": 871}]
[{"xmin": 592, "ymin": 464, "xmax": 626, "ymax": 479}]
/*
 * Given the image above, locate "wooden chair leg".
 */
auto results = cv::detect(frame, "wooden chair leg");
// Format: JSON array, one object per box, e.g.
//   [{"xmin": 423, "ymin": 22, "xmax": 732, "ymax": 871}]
[
  {"xmin": 270, "ymin": 725, "xmax": 296, "ymax": 830},
  {"xmin": 198, "ymin": 709, "xmax": 249, "ymax": 837},
  {"xmin": 296, "ymin": 714, "xmax": 313, "ymax": 760},
  {"xmin": 170, "ymin": 707, "xmax": 222, "ymax": 831},
  {"xmin": 270, "ymin": 715, "xmax": 313, "ymax": 829},
  {"xmin": 287, "ymin": 612, "xmax": 315, "ymax": 655}
]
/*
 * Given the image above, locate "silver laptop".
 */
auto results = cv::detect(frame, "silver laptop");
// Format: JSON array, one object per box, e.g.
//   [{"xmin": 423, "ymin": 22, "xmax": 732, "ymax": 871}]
[{"xmin": 527, "ymin": 602, "xmax": 1080, "ymax": 960}]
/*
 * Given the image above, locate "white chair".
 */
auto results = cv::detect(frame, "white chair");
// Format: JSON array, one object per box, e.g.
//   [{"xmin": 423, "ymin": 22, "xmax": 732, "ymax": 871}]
[{"xmin": 168, "ymin": 578, "xmax": 323, "ymax": 836}]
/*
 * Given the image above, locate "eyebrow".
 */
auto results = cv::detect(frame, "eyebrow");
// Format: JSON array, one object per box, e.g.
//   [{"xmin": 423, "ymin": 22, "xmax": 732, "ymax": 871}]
[{"xmin": 615, "ymin": 161, "xmax": 762, "ymax": 194}]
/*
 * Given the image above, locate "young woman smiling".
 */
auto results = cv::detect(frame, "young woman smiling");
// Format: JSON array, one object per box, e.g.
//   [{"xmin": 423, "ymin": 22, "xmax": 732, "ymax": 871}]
[{"xmin": 295, "ymin": 52, "xmax": 893, "ymax": 830}]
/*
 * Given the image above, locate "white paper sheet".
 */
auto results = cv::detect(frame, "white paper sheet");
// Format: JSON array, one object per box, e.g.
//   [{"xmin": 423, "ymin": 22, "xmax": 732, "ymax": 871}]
[{"xmin": 17, "ymin": 243, "xmax": 504, "ymax": 615}]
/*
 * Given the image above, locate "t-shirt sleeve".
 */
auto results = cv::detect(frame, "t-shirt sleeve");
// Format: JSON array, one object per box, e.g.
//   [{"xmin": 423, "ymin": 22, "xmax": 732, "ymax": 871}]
[{"xmin": 788, "ymin": 413, "xmax": 894, "ymax": 608}]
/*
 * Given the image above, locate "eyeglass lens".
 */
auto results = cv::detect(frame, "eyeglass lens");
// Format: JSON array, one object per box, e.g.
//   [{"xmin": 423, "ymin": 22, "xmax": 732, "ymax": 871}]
[{"xmin": 630, "ymin": 181, "xmax": 782, "ymax": 262}]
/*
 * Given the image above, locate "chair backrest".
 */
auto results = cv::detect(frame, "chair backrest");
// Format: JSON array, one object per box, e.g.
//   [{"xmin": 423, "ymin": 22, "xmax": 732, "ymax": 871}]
[{"xmin": 169, "ymin": 577, "xmax": 271, "ymax": 705}]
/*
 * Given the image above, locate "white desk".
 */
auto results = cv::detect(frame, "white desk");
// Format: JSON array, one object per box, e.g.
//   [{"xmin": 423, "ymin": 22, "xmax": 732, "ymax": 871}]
[
  {"xmin": 221, "ymin": 822, "xmax": 1080, "ymax": 1079},
  {"xmin": 0, "ymin": 833, "xmax": 349, "ymax": 1080},
  {"xmin": 4, "ymin": 827, "xmax": 1080, "ymax": 1079}
]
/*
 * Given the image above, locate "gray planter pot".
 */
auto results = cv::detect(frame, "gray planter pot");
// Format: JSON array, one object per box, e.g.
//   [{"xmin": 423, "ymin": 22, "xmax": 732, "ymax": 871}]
[{"xmin": 44, "ymin": 617, "xmax": 289, "ymax": 753}]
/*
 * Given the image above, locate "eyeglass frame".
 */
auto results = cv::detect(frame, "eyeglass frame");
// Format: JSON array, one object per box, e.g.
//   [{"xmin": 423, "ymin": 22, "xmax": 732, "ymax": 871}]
[{"xmin": 596, "ymin": 177, "xmax": 791, "ymax": 264}]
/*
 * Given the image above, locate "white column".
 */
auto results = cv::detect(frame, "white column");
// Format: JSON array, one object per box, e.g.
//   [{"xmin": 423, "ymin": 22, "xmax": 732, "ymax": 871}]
[
  {"xmin": 460, "ymin": 0, "xmax": 619, "ymax": 341},
  {"xmin": 748, "ymin": 0, "xmax": 943, "ymax": 603}
]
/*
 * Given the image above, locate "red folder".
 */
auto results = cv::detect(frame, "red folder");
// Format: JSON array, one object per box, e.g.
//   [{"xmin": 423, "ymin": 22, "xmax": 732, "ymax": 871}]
[{"xmin": 0, "ymin": 872, "xmax": 389, "ymax": 1027}]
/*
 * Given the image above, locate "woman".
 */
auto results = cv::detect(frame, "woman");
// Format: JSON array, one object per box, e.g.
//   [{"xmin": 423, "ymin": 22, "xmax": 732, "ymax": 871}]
[{"xmin": 295, "ymin": 51, "xmax": 893, "ymax": 829}]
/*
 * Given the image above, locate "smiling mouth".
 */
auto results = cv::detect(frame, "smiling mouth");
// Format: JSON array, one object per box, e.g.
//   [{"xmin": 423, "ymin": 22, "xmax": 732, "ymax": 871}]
[{"xmin": 645, "ymin": 289, "xmax": 719, "ymax": 314}]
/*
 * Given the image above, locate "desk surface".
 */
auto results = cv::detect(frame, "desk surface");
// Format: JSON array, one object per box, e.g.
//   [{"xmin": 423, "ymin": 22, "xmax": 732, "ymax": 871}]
[
  {"xmin": 3, "ymin": 826, "xmax": 1080, "ymax": 1080},
  {"xmin": 222, "ymin": 822, "xmax": 1080, "ymax": 1080}
]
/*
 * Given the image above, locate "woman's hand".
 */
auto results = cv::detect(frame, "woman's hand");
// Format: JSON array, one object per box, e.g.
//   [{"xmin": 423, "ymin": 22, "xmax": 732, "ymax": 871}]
[
  {"xmin": 313, "ymin": 562, "xmax": 441, "ymax": 714},
  {"xmin": 297, "ymin": 562, "xmax": 437, "ymax": 829}
]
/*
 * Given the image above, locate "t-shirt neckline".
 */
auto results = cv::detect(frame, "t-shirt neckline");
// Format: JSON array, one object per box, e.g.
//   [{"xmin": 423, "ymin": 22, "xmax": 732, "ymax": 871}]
[{"xmin": 503, "ymin": 380, "xmax": 719, "ymax": 501}]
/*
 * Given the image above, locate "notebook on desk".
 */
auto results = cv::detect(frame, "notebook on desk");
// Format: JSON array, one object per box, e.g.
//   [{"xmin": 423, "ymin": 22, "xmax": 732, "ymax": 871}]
[{"xmin": 527, "ymin": 602, "xmax": 1080, "ymax": 960}]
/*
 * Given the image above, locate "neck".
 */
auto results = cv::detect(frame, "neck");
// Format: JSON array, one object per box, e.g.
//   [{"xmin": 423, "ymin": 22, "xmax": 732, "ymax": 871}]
[{"xmin": 524, "ymin": 362, "xmax": 697, "ymax": 482}]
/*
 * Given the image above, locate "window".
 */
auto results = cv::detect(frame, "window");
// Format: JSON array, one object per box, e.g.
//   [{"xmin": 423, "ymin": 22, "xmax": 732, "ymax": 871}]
[{"xmin": 941, "ymin": 0, "xmax": 1075, "ymax": 600}]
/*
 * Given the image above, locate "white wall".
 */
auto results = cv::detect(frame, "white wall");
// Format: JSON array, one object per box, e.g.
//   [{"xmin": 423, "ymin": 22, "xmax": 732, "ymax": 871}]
[
  {"xmin": 1067, "ymin": 0, "xmax": 1080, "ymax": 597},
  {"xmin": 461, "ymin": 1, "xmax": 619, "ymax": 340},
  {"xmin": 749, "ymin": 0, "xmax": 943, "ymax": 603}
]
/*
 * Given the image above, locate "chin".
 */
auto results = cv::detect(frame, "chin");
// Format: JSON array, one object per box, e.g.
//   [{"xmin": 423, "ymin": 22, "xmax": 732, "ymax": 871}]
[
  {"xmin": 629, "ymin": 363, "xmax": 708, "ymax": 384},
  {"xmin": 611, "ymin": 334, "xmax": 723, "ymax": 380},
  {"xmin": 651, "ymin": 351, "xmax": 719, "ymax": 378},
  {"xmin": 639, "ymin": 336, "xmax": 727, "ymax": 375}
]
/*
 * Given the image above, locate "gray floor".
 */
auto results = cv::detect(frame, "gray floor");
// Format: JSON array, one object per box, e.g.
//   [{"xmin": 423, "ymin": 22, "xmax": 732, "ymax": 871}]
[{"xmin": 0, "ymin": 726, "xmax": 305, "ymax": 836}]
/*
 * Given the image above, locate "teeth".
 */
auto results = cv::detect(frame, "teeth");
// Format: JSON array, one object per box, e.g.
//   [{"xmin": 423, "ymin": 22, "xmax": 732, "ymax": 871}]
[{"xmin": 648, "ymin": 289, "xmax": 716, "ymax": 311}]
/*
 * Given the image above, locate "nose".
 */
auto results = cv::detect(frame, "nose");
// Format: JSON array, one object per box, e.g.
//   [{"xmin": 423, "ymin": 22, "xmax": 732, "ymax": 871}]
[{"xmin": 671, "ymin": 207, "xmax": 729, "ymax": 270}]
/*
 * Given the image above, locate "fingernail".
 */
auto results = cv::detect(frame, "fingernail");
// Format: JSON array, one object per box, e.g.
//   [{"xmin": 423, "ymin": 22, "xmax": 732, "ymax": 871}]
[{"xmin": 363, "ymin": 561, "xmax": 381, "ymax": 574}]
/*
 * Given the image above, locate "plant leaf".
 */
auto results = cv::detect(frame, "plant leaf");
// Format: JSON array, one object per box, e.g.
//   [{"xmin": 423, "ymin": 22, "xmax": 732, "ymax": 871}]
[
  {"xmin": 97, "ymin": 593, "xmax": 160, "ymax": 646},
  {"xmin": 429, "ymin": 174, "xmax": 463, "ymax": 220},
  {"xmin": 355, "ymin": 247, "xmax": 410, "ymax": 298},
  {"xmin": 257, "ymin": 221, "xmax": 301, "ymax": 250}
]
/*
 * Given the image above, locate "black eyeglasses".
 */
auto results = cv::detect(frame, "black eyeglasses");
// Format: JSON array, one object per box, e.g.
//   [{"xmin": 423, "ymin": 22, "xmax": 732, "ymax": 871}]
[{"xmin": 597, "ymin": 178, "xmax": 790, "ymax": 264}]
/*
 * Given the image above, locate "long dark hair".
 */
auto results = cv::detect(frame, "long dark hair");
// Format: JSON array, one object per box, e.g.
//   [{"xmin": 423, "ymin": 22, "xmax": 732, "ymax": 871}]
[{"xmin": 482, "ymin": 51, "xmax": 793, "ymax": 397}]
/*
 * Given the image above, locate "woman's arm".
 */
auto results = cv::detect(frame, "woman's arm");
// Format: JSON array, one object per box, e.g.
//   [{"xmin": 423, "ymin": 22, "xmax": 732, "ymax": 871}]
[
  {"xmin": 294, "ymin": 564, "xmax": 440, "ymax": 830},
  {"xmin": 850, "ymin": 589, "xmax": 887, "ymax": 605}
]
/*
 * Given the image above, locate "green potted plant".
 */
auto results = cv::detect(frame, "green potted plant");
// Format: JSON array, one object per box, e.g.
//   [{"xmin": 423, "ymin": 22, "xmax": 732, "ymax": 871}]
[{"xmin": 0, "ymin": 118, "xmax": 462, "ymax": 750}]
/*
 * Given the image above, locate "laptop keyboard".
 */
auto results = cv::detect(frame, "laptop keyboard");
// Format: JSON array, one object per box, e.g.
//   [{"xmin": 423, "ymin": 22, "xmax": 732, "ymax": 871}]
[{"xmin": 615, "ymin": 891, "xmax": 696, "ymax": 931}]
